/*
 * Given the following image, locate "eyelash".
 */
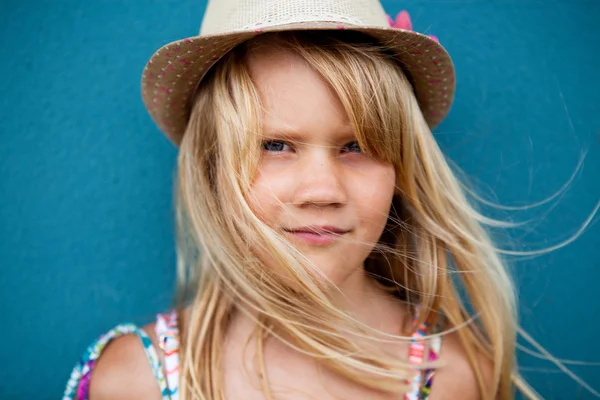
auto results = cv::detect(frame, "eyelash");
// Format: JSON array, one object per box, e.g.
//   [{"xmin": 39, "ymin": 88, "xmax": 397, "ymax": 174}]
[{"xmin": 262, "ymin": 140, "xmax": 362, "ymax": 154}]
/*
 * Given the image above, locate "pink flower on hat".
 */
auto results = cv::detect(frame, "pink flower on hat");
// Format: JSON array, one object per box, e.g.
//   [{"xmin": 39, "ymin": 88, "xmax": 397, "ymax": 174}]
[{"xmin": 387, "ymin": 10, "xmax": 439, "ymax": 42}]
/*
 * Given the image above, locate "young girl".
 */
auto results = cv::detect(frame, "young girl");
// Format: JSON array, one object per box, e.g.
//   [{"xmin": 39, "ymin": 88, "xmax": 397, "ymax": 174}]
[{"xmin": 63, "ymin": 1, "xmax": 542, "ymax": 399}]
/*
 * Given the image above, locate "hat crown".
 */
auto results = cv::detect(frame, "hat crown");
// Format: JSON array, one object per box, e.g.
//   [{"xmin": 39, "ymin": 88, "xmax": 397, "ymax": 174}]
[{"xmin": 199, "ymin": 0, "xmax": 389, "ymax": 35}]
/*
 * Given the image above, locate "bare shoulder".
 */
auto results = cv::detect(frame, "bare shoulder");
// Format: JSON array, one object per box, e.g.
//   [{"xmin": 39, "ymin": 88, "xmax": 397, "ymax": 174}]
[
  {"xmin": 430, "ymin": 331, "xmax": 494, "ymax": 400},
  {"xmin": 87, "ymin": 323, "xmax": 162, "ymax": 400}
]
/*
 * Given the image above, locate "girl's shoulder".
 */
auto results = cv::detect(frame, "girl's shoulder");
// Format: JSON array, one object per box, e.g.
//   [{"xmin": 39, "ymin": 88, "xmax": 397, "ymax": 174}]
[
  {"xmin": 405, "ymin": 308, "xmax": 492, "ymax": 399},
  {"xmin": 429, "ymin": 330, "xmax": 494, "ymax": 400},
  {"xmin": 63, "ymin": 311, "xmax": 181, "ymax": 400},
  {"xmin": 77, "ymin": 325, "xmax": 162, "ymax": 400}
]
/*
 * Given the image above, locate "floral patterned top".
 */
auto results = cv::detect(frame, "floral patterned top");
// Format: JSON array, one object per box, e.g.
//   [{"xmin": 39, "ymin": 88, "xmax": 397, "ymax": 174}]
[{"xmin": 63, "ymin": 310, "xmax": 440, "ymax": 400}]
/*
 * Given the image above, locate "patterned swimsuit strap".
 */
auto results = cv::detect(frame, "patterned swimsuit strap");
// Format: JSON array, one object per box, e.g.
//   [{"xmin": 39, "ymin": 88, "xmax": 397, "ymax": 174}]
[
  {"xmin": 62, "ymin": 324, "xmax": 167, "ymax": 400},
  {"xmin": 156, "ymin": 310, "xmax": 181, "ymax": 400}
]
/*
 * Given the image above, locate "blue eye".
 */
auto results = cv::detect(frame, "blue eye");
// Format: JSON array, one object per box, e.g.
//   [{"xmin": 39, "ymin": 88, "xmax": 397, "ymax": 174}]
[
  {"xmin": 262, "ymin": 140, "xmax": 291, "ymax": 152},
  {"xmin": 262, "ymin": 140, "xmax": 362, "ymax": 153},
  {"xmin": 343, "ymin": 141, "xmax": 362, "ymax": 153}
]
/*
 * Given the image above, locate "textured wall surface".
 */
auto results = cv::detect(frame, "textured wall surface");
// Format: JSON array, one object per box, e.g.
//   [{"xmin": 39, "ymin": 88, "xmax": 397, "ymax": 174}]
[{"xmin": 1, "ymin": 0, "xmax": 598, "ymax": 398}]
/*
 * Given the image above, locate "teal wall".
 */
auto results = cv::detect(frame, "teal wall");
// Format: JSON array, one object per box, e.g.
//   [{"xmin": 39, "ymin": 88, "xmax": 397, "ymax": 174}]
[{"xmin": 1, "ymin": 1, "xmax": 598, "ymax": 398}]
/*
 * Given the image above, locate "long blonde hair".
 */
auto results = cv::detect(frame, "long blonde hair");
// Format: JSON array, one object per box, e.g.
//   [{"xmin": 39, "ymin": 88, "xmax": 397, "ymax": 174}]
[{"xmin": 174, "ymin": 31, "xmax": 526, "ymax": 399}]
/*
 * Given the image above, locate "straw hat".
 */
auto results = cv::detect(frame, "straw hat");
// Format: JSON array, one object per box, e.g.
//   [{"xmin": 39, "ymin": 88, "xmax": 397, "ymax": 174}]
[{"xmin": 141, "ymin": 0, "xmax": 456, "ymax": 145}]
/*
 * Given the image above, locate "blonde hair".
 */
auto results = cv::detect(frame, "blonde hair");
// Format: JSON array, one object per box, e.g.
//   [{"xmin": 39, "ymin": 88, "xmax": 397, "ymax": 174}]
[{"xmin": 174, "ymin": 31, "xmax": 530, "ymax": 399}]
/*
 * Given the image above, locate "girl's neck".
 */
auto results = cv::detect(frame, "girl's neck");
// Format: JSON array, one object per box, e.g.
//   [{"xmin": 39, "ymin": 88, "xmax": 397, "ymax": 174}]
[
  {"xmin": 327, "ymin": 269, "xmax": 409, "ymax": 336},
  {"xmin": 229, "ymin": 270, "xmax": 410, "ymax": 342}
]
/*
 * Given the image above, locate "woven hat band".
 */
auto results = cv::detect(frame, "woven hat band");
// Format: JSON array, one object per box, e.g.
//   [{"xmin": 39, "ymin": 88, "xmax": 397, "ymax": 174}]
[{"xmin": 200, "ymin": 0, "xmax": 389, "ymax": 35}]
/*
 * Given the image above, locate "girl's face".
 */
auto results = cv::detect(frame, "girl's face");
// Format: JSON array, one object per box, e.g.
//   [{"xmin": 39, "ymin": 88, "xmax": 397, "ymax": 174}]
[{"xmin": 246, "ymin": 47, "xmax": 396, "ymax": 285}]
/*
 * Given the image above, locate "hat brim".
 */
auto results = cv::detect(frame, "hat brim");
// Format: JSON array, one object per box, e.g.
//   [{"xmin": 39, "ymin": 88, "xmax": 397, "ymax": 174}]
[{"xmin": 141, "ymin": 21, "xmax": 455, "ymax": 145}]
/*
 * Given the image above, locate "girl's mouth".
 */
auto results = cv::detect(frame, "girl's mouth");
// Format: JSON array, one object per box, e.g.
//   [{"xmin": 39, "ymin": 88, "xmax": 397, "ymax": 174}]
[{"xmin": 283, "ymin": 226, "xmax": 349, "ymax": 245}]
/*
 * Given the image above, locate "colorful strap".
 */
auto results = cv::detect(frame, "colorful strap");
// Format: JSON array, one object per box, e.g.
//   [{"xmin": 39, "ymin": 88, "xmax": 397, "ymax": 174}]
[
  {"xmin": 156, "ymin": 311, "xmax": 181, "ymax": 400},
  {"xmin": 62, "ymin": 323, "xmax": 170, "ymax": 400},
  {"xmin": 404, "ymin": 316, "xmax": 442, "ymax": 400}
]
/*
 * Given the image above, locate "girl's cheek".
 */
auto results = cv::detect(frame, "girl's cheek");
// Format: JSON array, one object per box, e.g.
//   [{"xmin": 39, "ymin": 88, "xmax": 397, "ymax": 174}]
[
  {"xmin": 346, "ymin": 158, "xmax": 395, "ymax": 183},
  {"xmin": 352, "ymin": 167, "xmax": 396, "ymax": 204},
  {"xmin": 250, "ymin": 168, "xmax": 290, "ymax": 207},
  {"xmin": 258, "ymin": 154, "xmax": 296, "ymax": 173},
  {"xmin": 340, "ymin": 153, "xmax": 368, "ymax": 167},
  {"xmin": 340, "ymin": 154, "xmax": 393, "ymax": 174}
]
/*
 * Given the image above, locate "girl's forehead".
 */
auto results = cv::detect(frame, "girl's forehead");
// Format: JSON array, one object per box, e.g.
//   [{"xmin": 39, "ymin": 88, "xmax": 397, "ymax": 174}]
[
  {"xmin": 247, "ymin": 46, "xmax": 313, "ymax": 92},
  {"xmin": 248, "ymin": 47, "xmax": 352, "ymax": 141}
]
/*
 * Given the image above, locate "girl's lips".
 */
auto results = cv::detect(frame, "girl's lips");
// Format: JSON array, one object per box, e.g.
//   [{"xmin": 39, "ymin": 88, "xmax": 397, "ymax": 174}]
[{"xmin": 284, "ymin": 230, "xmax": 346, "ymax": 245}]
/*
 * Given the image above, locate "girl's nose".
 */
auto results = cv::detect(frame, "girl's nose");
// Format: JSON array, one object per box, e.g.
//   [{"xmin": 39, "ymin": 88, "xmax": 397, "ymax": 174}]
[{"xmin": 291, "ymin": 154, "xmax": 348, "ymax": 208}]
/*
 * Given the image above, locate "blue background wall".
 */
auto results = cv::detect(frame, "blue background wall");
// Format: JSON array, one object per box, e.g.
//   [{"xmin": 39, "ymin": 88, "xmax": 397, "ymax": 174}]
[{"xmin": 1, "ymin": 0, "xmax": 598, "ymax": 398}]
